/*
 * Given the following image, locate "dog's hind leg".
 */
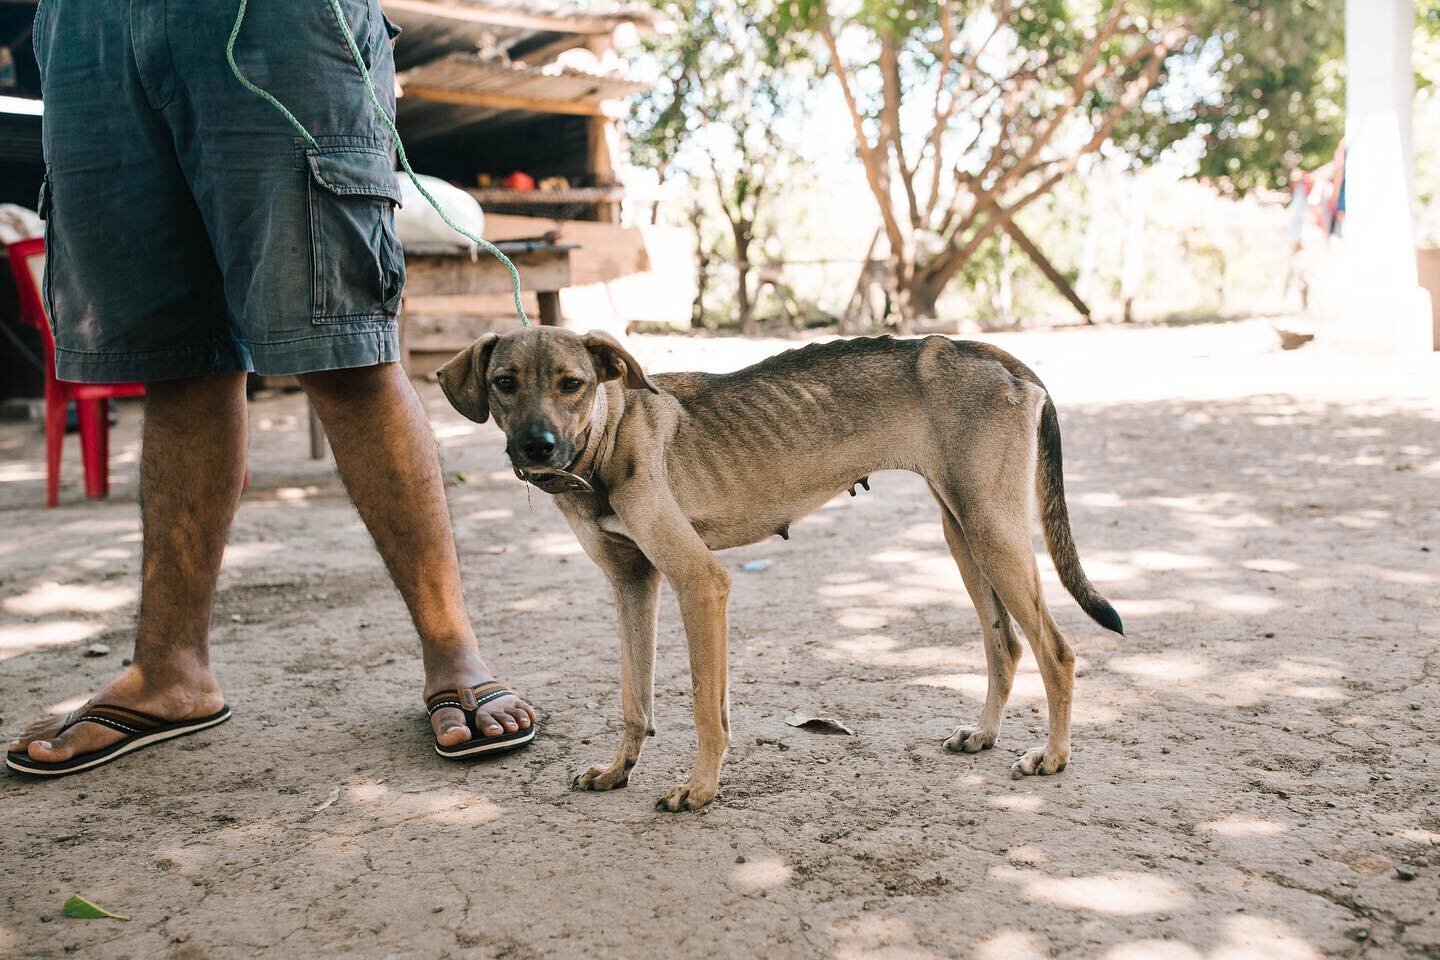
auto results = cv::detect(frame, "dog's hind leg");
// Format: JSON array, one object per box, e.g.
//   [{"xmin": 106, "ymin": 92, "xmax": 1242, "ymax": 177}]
[
  {"xmin": 932, "ymin": 493, "xmax": 1022, "ymax": 754},
  {"xmin": 968, "ymin": 512, "xmax": 1074, "ymax": 778},
  {"xmin": 573, "ymin": 545, "xmax": 661, "ymax": 793},
  {"xmin": 932, "ymin": 482, "xmax": 1075, "ymax": 779}
]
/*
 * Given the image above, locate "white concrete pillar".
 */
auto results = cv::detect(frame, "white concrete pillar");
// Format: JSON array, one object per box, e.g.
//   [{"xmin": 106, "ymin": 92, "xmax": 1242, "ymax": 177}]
[{"xmin": 1339, "ymin": 0, "xmax": 1433, "ymax": 351}]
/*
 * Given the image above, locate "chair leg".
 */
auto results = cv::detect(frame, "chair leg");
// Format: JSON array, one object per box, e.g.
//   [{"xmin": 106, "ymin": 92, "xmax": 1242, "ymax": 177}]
[
  {"xmin": 44, "ymin": 391, "xmax": 67, "ymax": 508},
  {"xmin": 78, "ymin": 398, "xmax": 110, "ymax": 499}
]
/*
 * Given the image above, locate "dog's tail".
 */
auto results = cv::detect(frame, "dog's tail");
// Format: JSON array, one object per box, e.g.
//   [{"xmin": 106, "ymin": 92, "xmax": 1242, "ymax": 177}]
[{"xmin": 1036, "ymin": 396, "xmax": 1124, "ymax": 635}]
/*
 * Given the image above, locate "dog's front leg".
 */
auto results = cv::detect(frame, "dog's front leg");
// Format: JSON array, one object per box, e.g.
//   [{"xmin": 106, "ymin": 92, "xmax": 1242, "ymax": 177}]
[
  {"xmin": 573, "ymin": 557, "xmax": 661, "ymax": 792},
  {"xmin": 611, "ymin": 487, "xmax": 732, "ymax": 812},
  {"xmin": 656, "ymin": 557, "xmax": 731, "ymax": 811}
]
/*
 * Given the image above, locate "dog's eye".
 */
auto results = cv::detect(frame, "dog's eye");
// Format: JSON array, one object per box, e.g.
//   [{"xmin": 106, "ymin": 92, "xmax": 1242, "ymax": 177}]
[
  {"xmin": 492, "ymin": 376, "xmax": 517, "ymax": 394},
  {"xmin": 559, "ymin": 377, "xmax": 585, "ymax": 393}
]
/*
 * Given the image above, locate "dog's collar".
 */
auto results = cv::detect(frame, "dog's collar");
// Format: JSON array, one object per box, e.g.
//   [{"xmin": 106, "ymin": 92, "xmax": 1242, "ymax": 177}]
[{"xmin": 513, "ymin": 390, "xmax": 607, "ymax": 496}]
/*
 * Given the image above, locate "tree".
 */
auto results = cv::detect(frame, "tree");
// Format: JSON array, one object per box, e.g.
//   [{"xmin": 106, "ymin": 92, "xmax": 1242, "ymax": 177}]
[
  {"xmin": 771, "ymin": 0, "xmax": 1351, "ymax": 331},
  {"xmin": 1121, "ymin": 1, "xmax": 1345, "ymax": 195},
  {"xmin": 629, "ymin": 0, "xmax": 805, "ymax": 333}
]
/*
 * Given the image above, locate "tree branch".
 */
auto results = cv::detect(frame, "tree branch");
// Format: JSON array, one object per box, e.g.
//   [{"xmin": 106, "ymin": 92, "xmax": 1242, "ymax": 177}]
[
  {"xmin": 921, "ymin": 0, "xmax": 958, "ymax": 221},
  {"xmin": 982, "ymin": 3, "xmax": 1132, "ymax": 207},
  {"xmin": 879, "ymin": 35, "xmax": 921, "ymax": 228},
  {"xmin": 921, "ymin": 34, "xmax": 1174, "ymax": 293},
  {"xmin": 820, "ymin": 22, "xmax": 908, "ymax": 256}
]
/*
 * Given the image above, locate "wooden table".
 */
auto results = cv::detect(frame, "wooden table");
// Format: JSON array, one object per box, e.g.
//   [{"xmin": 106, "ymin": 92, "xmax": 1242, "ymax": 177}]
[
  {"xmin": 306, "ymin": 240, "xmax": 577, "ymax": 458},
  {"xmin": 398, "ymin": 240, "xmax": 577, "ymax": 368}
]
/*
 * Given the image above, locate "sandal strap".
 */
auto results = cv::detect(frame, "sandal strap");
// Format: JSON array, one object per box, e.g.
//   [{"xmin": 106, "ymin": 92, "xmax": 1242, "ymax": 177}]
[
  {"xmin": 472, "ymin": 688, "xmax": 511, "ymax": 709},
  {"xmin": 62, "ymin": 703, "xmax": 168, "ymax": 735},
  {"xmin": 426, "ymin": 681, "xmax": 511, "ymax": 716}
]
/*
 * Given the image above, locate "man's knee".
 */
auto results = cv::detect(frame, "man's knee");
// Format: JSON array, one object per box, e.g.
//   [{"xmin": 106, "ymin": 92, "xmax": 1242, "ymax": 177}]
[
  {"xmin": 144, "ymin": 372, "xmax": 247, "ymax": 408},
  {"xmin": 296, "ymin": 362, "xmax": 401, "ymax": 401}
]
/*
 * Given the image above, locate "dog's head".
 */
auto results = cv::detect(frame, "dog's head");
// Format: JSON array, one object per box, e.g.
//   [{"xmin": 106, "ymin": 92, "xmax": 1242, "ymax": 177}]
[{"xmin": 436, "ymin": 328, "xmax": 658, "ymax": 474}]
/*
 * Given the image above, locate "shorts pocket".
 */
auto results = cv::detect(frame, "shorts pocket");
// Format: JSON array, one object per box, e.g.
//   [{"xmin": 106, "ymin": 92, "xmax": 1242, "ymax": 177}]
[{"xmin": 306, "ymin": 145, "xmax": 406, "ymax": 323}]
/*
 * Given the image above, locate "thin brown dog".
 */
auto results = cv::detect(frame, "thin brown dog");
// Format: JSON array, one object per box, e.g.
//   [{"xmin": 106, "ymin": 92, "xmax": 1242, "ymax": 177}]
[{"xmin": 438, "ymin": 328, "xmax": 1122, "ymax": 812}]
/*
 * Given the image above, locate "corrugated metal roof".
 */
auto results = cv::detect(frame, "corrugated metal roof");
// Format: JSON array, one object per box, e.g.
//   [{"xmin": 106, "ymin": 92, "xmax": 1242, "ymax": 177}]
[{"xmin": 399, "ymin": 54, "xmax": 646, "ymax": 106}]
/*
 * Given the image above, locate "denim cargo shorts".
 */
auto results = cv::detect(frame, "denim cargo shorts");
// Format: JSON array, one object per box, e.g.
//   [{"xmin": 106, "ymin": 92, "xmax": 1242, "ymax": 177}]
[{"xmin": 32, "ymin": 0, "xmax": 406, "ymax": 382}]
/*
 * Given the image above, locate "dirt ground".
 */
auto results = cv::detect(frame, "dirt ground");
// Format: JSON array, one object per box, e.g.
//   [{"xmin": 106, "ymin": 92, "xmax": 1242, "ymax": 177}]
[{"xmin": 1, "ymin": 319, "xmax": 1437, "ymax": 959}]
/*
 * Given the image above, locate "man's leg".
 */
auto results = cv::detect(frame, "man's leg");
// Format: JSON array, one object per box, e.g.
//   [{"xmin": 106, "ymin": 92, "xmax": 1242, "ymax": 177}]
[
  {"xmin": 297, "ymin": 362, "xmax": 536, "ymax": 746},
  {"xmin": 9, "ymin": 375, "xmax": 245, "ymax": 761}
]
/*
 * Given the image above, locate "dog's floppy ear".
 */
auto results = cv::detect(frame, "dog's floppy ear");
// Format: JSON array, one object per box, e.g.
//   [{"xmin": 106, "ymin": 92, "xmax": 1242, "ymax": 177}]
[
  {"xmin": 583, "ymin": 330, "xmax": 659, "ymax": 394},
  {"xmin": 436, "ymin": 333, "xmax": 499, "ymax": 423}
]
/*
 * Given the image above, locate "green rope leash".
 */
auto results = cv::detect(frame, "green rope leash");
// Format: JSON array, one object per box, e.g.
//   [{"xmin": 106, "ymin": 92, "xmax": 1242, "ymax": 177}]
[{"xmin": 226, "ymin": 0, "xmax": 531, "ymax": 326}]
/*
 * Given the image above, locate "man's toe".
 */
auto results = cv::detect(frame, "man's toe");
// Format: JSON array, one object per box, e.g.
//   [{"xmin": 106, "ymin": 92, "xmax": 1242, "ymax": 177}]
[
  {"xmin": 10, "ymin": 717, "xmax": 63, "ymax": 754},
  {"xmin": 505, "ymin": 698, "xmax": 537, "ymax": 726},
  {"xmin": 28, "ymin": 736, "xmax": 72, "ymax": 762},
  {"xmin": 431, "ymin": 707, "xmax": 471, "ymax": 747},
  {"xmin": 506, "ymin": 705, "xmax": 531, "ymax": 729},
  {"xmin": 29, "ymin": 721, "xmax": 122, "ymax": 762},
  {"xmin": 476, "ymin": 710, "xmax": 510, "ymax": 736}
]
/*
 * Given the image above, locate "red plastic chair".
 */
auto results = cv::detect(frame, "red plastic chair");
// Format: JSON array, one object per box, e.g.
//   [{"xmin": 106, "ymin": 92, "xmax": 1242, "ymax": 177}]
[{"xmin": 5, "ymin": 237, "xmax": 145, "ymax": 507}]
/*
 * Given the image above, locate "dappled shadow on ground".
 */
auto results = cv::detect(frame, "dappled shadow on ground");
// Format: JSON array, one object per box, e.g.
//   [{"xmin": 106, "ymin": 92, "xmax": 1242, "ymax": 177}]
[{"xmin": 0, "ymin": 380, "xmax": 1437, "ymax": 958}]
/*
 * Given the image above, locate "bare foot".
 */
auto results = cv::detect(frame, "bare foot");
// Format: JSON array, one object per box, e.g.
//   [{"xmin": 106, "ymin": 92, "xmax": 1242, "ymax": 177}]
[
  {"xmin": 424, "ymin": 652, "xmax": 537, "ymax": 747},
  {"xmin": 8, "ymin": 662, "xmax": 223, "ymax": 763}
]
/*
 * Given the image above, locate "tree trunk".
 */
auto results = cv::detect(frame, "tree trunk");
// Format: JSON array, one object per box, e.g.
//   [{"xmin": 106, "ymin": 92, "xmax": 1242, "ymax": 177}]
[
  {"xmin": 692, "ymin": 249, "xmax": 711, "ymax": 329},
  {"xmin": 734, "ymin": 219, "xmax": 757, "ymax": 335},
  {"xmin": 651, "ymin": 159, "xmax": 669, "ymax": 226},
  {"xmin": 904, "ymin": 278, "xmax": 942, "ymax": 324},
  {"xmin": 992, "ymin": 230, "xmax": 1015, "ymax": 329},
  {"xmin": 887, "ymin": 247, "xmax": 918, "ymax": 335},
  {"xmin": 689, "ymin": 201, "xmax": 709, "ymax": 329}
]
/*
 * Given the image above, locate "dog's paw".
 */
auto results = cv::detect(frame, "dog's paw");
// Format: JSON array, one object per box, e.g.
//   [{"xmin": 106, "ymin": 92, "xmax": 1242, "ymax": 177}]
[
  {"xmin": 943, "ymin": 725, "xmax": 997, "ymax": 754},
  {"xmin": 654, "ymin": 781, "xmax": 716, "ymax": 812},
  {"xmin": 571, "ymin": 762, "xmax": 631, "ymax": 792},
  {"xmin": 1009, "ymin": 746, "xmax": 1069, "ymax": 779}
]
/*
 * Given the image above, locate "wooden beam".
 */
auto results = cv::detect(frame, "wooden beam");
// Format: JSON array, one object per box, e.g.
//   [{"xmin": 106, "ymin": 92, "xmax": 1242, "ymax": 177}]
[
  {"xmin": 405, "ymin": 248, "xmax": 572, "ymax": 298},
  {"xmin": 512, "ymin": 35, "xmax": 588, "ymax": 66},
  {"xmin": 402, "ymin": 83, "xmax": 613, "ymax": 118},
  {"xmin": 384, "ymin": 0, "xmax": 629, "ymax": 36},
  {"xmin": 1000, "ymin": 220, "xmax": 1092, "ymax": 322}
]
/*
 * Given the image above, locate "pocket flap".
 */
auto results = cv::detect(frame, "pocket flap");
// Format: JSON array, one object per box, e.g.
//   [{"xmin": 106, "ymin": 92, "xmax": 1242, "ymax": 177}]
[{"xmin": 307, "ymin": 148, "xmax": 403, "ymax": 205}]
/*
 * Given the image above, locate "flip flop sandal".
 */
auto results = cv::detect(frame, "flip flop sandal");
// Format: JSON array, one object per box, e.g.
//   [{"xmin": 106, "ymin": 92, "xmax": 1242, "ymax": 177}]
[
  {"xmin": 427, "ymin": 681, "xmax": 536, "ymax": 759},
  {"xmin": 5, "ymin": 703, "xmax": 232, "ymax": 777}
]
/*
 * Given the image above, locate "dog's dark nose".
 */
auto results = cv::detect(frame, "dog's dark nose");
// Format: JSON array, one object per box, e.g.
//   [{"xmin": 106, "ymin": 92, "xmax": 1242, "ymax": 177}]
[{"xmin": 520, "ymin": 428, "xmax": 558, "ymax": 462}]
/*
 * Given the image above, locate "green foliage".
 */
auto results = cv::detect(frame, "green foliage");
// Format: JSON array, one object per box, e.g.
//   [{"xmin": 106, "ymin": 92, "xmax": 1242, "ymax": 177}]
[
  {"xmin": 1419, "ymin": 0, "xmax": 1440, "ymax": 91},
  {"xmin": 629, "ymin": 0, "xmax": 797, "ymax": 179},
  {"xmin": 631, "ymin": 0, "xmax": 1381, "ymax": 325},
  {"xmin": 1115, "ymin": 0, "xmax": 1346, "ymax": 195},
  {"xmin": 767, "ymin": 0, "xmax": 1350, "ymax": 196}
]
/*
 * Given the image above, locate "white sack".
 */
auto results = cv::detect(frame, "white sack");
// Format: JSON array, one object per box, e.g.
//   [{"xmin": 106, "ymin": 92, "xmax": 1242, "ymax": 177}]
[{"xmin": 395, "ymin": 173, "xmax": 485, "ymax": 248}]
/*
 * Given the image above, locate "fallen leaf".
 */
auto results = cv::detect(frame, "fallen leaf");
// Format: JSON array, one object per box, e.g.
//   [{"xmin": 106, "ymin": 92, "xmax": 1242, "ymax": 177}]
[
  {"xmin": 62, "ymin": 895, "xmax": 129, "ymax": 921},
  {"xmin": 784, "ymin": 709, "xmax": 855, "ymax": 736},
  {"xmin": 313, "ymin": 786, "xmax": 340, "ymax": 812}
]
